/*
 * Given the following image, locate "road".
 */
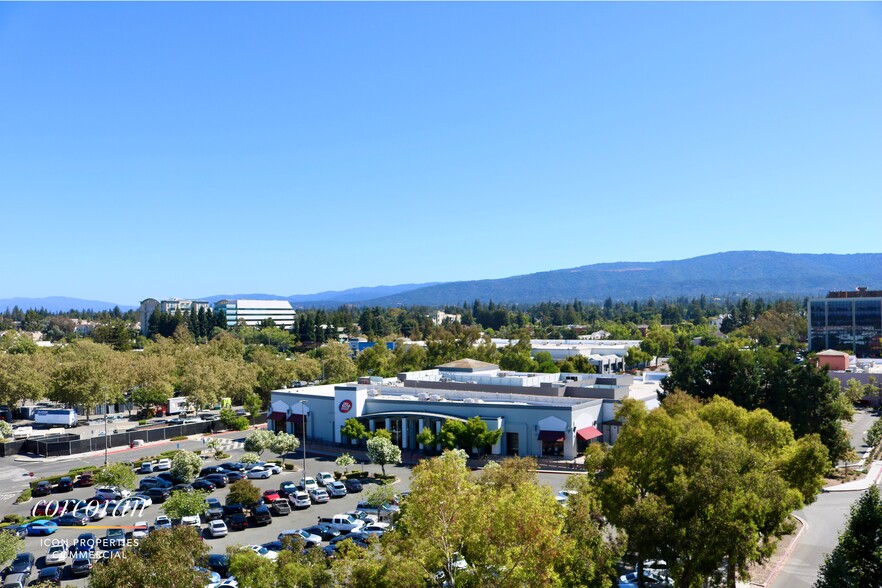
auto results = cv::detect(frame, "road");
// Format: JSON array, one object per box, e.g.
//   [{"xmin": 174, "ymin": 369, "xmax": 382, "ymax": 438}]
[
  {"xmin": 769, "ymin": 407, "xmax": 880, "ymax": 587},
  {"xmin": 0, "ymin": 430, "xmax": 572, "ymax": 586}
]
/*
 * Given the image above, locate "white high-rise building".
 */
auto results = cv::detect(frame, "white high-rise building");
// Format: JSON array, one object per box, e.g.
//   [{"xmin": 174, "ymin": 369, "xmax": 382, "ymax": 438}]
[{"xmin": 214, "ymin": 299, "xmax": 296, "ymax": 329}]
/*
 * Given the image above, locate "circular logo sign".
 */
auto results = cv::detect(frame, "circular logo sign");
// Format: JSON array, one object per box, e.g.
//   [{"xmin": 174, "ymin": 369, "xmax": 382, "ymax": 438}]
[{"xmin": 339, "ymin": 400, "xmax": 353, "ymax": 413}]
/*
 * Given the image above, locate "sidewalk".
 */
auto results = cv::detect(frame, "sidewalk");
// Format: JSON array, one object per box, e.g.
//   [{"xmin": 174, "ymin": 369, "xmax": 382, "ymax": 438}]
[{"xmin": 823, "ymin": 460, "xmax": 882, "ymax": 493}]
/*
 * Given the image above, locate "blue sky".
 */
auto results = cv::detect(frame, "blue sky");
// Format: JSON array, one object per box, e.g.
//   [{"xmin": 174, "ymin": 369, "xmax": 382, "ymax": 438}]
[{"xmin": 1, "ymin": 2, "xmax": 880, "ymax": 305}]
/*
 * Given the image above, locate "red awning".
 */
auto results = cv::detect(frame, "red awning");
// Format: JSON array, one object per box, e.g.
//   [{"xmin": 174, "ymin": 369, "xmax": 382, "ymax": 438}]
[
  {"xmin": 537, "ymin": 430, "xmax": 565, "ymax": 443},
  {"xmin": 287, "ymin": 414, "xmax": 304, "ymax": 423},
  {"xmin": 576, "ymin": 426, "xmax": 602, "ymax": 441},
  {"xmin": 268, "ymin": 412, "xmax": 287, "ymax": 420}
]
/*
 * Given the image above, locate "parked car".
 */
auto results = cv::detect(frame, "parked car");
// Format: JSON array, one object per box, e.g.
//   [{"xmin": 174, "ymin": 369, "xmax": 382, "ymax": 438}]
[
  {"xmin": 128, "ymin": 494, "xmax": 154, "ymax": 508},
  {"xmin": 132, "ymin": 521, "xmax": 149, "ymax": 539},
  {"xmin": 1, "ymin": 573, "xmax": 28, "ymax": 588},
  {"xmin": 278, "ymin": 529, "xmax": 322, "ymax": 548},
  {"xmin": 172, "ymin": 483, "xmax": 194, "ymax": 493},
  {"xmin": 361, "ymin": 522, "xmax": 391, "ymax": 536},
  {"xmin": 44, "ymin": 544, "xmax": 68, "ymax": 566},
  {"xmin": 326, "ymin": 481, "xmax": 347, "ymax": 498},
  {"xmin": 72, "ymin": 532, "xmax": 97, "ymax": 554},
  {"xmin": 23, "ymin": 520, "xmax": 58, "ymax": 536},
  {"xmin": 33, "ymin": 500, "xmax": 58, "ymax": 516},
  {"xmin": 200, "ymin": 466, "xmax": 227, "ymax": 477},
  {"xmin": 77, "ymin": 472, "xmax": 94, "ymax": 487},
  {"xmin": 301, "ymin": 523, "xmax": 341, "ymax": 541},
  {"xmin": 52, "ymin": 512, "xmax": 88, "ymax": 526},
  {"xmin": 227, "ymin": 513, "xmax": 249, "ymax": 531},
  {"xmin": 35, "ymin": 565, "xmax": 63, "ymax": 585},
  {"xmin": 142, "ymin": 487, "xmax": 171, "ymax": 503},
  {"xmin": 192, "ymin": 478, "xmax": 217, "ymax": 492},
  {"xmin": 105, "ymin": 528, "xmax": 126, "ymax": 549},
  {"xmin": 6, "ymin": 552, "xmax": 35, "ymax": 576},
  {"xmin": 279, "ymin": 481, "xmax": 298, "ymax": 498},
  {"xmin": 138, "ymin": 462, "xmax": 154, "ymax": 474},
  {"xmin": 96, "ymin": 486, "xmax": 130, "ymax": 501},
  {"xmin": 205, "ymin": 498, "xmax": 224, "ymax": 521},
  {"xmin": 0, "ymin": 525, "xmax": 26, "ymax": 539},
  {"xmin": 70, "ymin": 552, "xmax": 94, "ymax": 577},
  {"xmin": 309, "ymin": 488, "xmax": 330, "ymax": 504},
  {"xmin": 139, "ymin": 477, "xmax": 172, "ymax": 491},
  {"xmin": 207, "ymin": 519, "xmax": 228, "ymax": 538},
  {"xmin": 299, "ymin": 477, "xmax": 319, "ymax": 492},
  {"xmin": 251, "ymin": 505, "xmax": 273, "ymax": 526},
  {"xmin": 181, "ymin": 514, "xmax": 201, "ymax": 528},
  {"xmin": 270, "ymin": 498, "xmax": 291, "ymax": 516},
  {"xmin": 219, "ymin": 462, "xmax": 245, "ymax": 472},
  {"xmin": 290, "ymin": 490, "xmax": 311, "ymax": 509},
  {"xmin": 204, "ymin": 474, "xmax": 228, "ymax": 488},
  {"xmin": 226, "ymin": 471, "xmax": 245, "ymax": 483},
  {"xmin": 57, "ymin": 476, "xmax": 74, "ymax": 492},
  {"xmin": 343, "ymin": 478, "xmax": 363, "ymax": 493},
  {"xmin": 315, "ymin": 472, "xmax": 334, "ymax": 487},
  {"xmin": 262, "ymin": 489, "xmax": 281, "ymax": 503},
  {"xmin": 154, "ymin": 515, "xmax": 173, "ymax": 530},
  {"xmin": 245, "ymin": 545, "xmax": 277, "ymax": 560},
  {"xmin": 104, "ymin": 499, "xmax": 134, "ymax": 516},
  {"xmin": 247, "ymin": 467, "xmax": 272, "ymax": 480},
  {"xmin": 154, "ymin": 458, "xmax": 172, "ymax": 471},
  {"xmin": 204, "ymin": 554, "xmax": 229, "ymax": 578},
  {"xmin": 618, "ymin": 570, "xmax": 673, "ymax": 587},
  {"xmin": 32, "ymin": 481, "xmax": 52, "ymax": 497}
]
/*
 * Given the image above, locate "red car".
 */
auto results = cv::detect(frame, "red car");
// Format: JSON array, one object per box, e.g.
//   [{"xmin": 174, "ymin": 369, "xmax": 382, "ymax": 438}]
[{"xmin": 262, "ymin": 490, "xmax": 280, "ymax": 503}]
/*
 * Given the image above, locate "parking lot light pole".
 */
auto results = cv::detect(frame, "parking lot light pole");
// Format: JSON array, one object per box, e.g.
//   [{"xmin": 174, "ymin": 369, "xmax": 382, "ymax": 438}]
[{"xmin": 300, "ymin": 400, "xmax": 308, "ymax": 481}]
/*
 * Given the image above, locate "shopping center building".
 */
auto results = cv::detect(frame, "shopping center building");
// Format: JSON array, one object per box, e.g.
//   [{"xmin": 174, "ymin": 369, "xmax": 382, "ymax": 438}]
[{"xmin": 268, "ymin": 359, "xmax": 663, "ymax": 460}]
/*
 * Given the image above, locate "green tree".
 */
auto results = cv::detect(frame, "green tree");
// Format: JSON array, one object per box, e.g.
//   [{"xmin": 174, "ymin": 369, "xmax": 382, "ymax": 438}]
[
  {"xmin": 602, "ymin": 394, "xmax": 826, "ymax": 588},
  {"xmin": 170, "ymin": 450, "xmax": 203, "ymax": 484},
  {"xmin": 0, "ymin": 530, "xmax": 23, "ymax": 570},
  {"xmin": 0, "ymin": 351, "xmax": 51, "ymax": 408},
  {"xmin": 94, "ymin": 463, "xmax": 136, "ymax": 492},
  {"xmin": 227, "ymin": 479, "xmax": 261, "ymax": 506},
  {"xmin": 88, "ymin": 526, "xmax": 208, "ymax": 588},
  {"xmin": 335, "ymin": 453, "xmax": 356, "ymax": 474},
  {"xmin": 243, "ymin": 392, "xmax": 263, "ymax": 426},
  {"xmin": 161, "ymin": 489, "xmax": 208, "ymax": 520},
  {"xmin": 227, "ymin": 548, "xmax": 278, "ymax": 588},
  {"xmin": 316, "ymin": 341, "xmax": 357, "ymax": 383},
  {"xmin": 0, "ymin": 420, "xmax": 12, "ymax": 438},
  {"xmin": 206, "ymin": 438, "xmax": 224, "ymax": 459},
  {"xmin": 843, "ymin": 378, "xmax": 866, "ymax": 405},
  {"xmin": 458, "ymin": 416, "xmax": 503, "ymax": 455},
  {"xmin": 416, "ymin": 427, "xmax": 436, "ymax": 449},
  {"xmin": 498, "ymin": 334, "xmax": 538, "ymax": 372},
  {"xmin": 816, "ymin": 486, "xmax": 882, "ymax": 587},
  {"xmin": 239, "ymin": 452, "xmax": 260, "ymax": 464},
  {"xmin": 366, "ymin": 435, "xmax": 402, "ymax": 476},
  {"xmin": 268, "ymin": 431, "xmax": 300, "ymax": 466},
  {"xmin": 340, "ymin": 418, "xmax": 368, "ymax": 443},
  {"xmin": 244, "ymin": 428, "xmax": 275, "ymax": 456}
]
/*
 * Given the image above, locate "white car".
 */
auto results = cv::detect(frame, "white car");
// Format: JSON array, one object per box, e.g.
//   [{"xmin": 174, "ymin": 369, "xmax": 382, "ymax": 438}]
[
  {"xmin": 245, "ymin": 545, "xmax": 278, "ymax": 560},
  {"xmin": 315, "ymin": 472, "xmax": 334, "ymax": 487},
  {"xmin": 246, "ymin": 467, "xmax": 271, "ymax": 480},
  {"xmin": 362, "ymin": 521, "xmax": 391, "ymax": 534},
  {"xmin": 308, "ymin": 488, "xmax": 330, "ymax": 504},
  {"xmin": 155, "ymin": 458, "xmax": 172, "ymax": 471},
  {"xmin": 181, "ymin": 515, "xmax": 201, "ymax": 528},
  {"xmin": 300, "ymin": 477, "xmax": 319, "ymax": 492},
  {"xmin": 45, "ymin": 544, "xmax": 68, "ymax": 566},
  {"xmin": 132, "ymin": 521, "xmax": 149, "ymax": 539},
  {"xmin": 264, "ymin": 464, "xmax": 282, "ymax": 475},
  {"xmin": 128, "ymin": 494, "xmax": 153, "ymax": 508},
  {"xmin": 154, "ymin": 515, "xmax": 173, "ymax": 530},
  {"xmin": 207, "ymin": 520, "xmax": 228, "ymax": 538},
  {"xmin": 290, "ymin": 491, "xmax": 310, "ymax": 509},
  {"xmin": 95, "ymin": 486, "xmax": 130, "ymax": 501},
  {"xmin": 105, "ymin": 499, "xmax": 134, "ymax": 516}
]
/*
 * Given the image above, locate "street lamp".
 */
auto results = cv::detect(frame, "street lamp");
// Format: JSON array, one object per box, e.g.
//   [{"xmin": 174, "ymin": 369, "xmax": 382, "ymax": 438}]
[{"xmin": 299, "ymin": 400, "xmax": 308, "ymax": 482}]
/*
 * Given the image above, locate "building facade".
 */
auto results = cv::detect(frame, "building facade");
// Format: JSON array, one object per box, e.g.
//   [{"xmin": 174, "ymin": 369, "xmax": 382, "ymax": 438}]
[
  {"xmin": 268, "ymin": 360, "xmax": 662, "ymax": 460},
  {"xmin": 215, "ymin": 299, "xmax": 296, "ymax": 329},
  {"xmin": 808, "ymin": 289, "xmax": 882, "ymax": 358},
  {"xmin": 137, "ymin": 298, "xmax": 211, "ymax": 335}
]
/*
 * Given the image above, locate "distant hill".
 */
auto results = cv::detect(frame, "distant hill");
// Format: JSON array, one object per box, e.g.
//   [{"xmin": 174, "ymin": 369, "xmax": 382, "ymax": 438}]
[
  {"xmin": 197, "ymin": 283, "xmax": 439, "ymax": 307},
  {"xmin": 0, "ymin": 296, "xmax": 136, "ymax": 313},
  {"xmin": 357, "ymin": 251, "xmax": 882, "ymax": 306}
]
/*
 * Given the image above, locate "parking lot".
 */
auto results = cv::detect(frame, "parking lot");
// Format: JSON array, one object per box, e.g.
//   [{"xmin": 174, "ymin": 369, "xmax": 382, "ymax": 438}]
[{"xmin": 2, "ymin": 429, "xmax": 571, "ymax": 586}]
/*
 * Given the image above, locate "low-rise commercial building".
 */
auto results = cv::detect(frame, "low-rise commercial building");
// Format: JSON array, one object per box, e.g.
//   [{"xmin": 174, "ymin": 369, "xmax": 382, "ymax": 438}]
[{"xmin": 268, "ymin": 359, "xmax": 662, "ymax": 460}]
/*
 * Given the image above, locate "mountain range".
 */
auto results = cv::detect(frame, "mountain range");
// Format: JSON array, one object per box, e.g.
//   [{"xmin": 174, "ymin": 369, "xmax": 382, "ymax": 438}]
[{"xmin": 3, "ymin": 251, "xmax": 881, "ymax": 313}]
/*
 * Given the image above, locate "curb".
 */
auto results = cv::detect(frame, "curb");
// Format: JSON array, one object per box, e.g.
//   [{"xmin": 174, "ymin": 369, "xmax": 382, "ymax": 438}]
[{"xmin": 762, "ymin": 513, "xmax": 807, "ymax": 588}]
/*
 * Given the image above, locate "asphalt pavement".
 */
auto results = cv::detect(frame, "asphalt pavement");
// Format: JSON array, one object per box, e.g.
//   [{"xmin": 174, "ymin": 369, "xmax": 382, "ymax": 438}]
[{"xmin": 0, "ymin": 429, "xmax": 571, "ymax": 587}]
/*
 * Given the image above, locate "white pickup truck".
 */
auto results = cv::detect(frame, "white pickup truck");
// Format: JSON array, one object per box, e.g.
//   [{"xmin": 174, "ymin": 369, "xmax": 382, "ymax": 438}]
[{"xmin": 316, "ymin": 513, "xmax": 365, "ymax": 533}]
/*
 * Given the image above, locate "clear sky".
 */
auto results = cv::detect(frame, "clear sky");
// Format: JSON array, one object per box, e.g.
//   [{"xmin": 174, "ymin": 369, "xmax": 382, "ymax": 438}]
[{"xmin": 1, "ymin": 2, "xmax": 880, "ymax": 305}]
